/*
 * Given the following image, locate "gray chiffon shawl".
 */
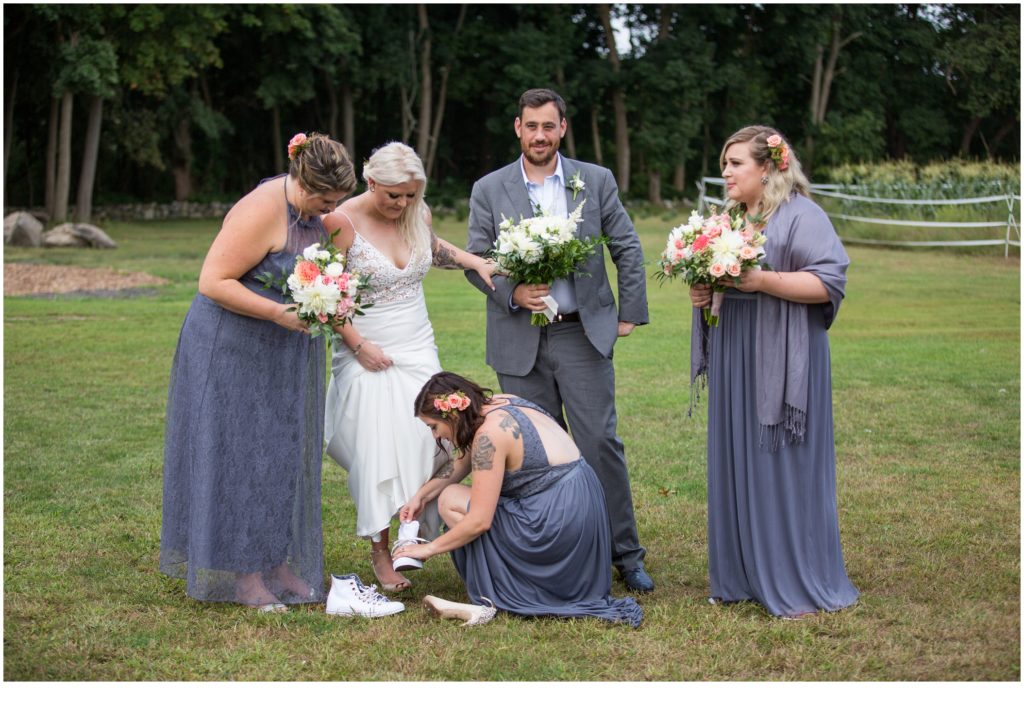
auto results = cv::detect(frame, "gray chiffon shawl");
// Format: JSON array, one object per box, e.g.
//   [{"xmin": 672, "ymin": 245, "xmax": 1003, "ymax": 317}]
[{"xmin": 690, "ymin": 193, "xmax": 850, "ymax": 450}]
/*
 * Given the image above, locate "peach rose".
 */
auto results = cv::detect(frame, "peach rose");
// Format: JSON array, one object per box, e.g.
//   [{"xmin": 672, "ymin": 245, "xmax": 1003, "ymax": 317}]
[
  {"xmin": 727, "ymin": 262, "xmax": 742, "ymax": 277},
  {"xmin": 294, "ymin": 259, "xmax": 320, "ymax": 285},
  {"xmin": 287, "ymin": 133, "xmax": 308, "ymax": 160},
  {"xmin": 709, "ymin": 262, "xmax": 726, "ymax": 278},
  {"xmin": 766, "ymin": 134, "xmax": 782, "ymax": 148},
  {"xmin": 740, "ymin": 245, "xmax": 757, "ymax": 260}
]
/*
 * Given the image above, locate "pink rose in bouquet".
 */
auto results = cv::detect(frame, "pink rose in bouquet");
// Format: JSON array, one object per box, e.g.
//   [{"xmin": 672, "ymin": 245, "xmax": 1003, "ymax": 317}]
[{"xmin": 654, "ymin": 207, "xmax": 769, "ymax": 326}]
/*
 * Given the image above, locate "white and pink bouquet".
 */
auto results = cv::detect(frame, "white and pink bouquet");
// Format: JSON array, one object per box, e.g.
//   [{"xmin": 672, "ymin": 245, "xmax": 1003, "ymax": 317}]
[
  {"xmin": 257, "ymin": 237, "xmax": 370, "ymax": 344},
  {"xmin": 655, "ymin": 208, "xmax": 768, "ymax": 326},
  {"xmin": 492, "ymin": 200, "xmax": 607, "ymax": 326}
]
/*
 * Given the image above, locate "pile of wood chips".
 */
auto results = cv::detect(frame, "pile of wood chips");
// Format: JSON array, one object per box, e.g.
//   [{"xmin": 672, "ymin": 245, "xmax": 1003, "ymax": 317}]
[{"xmin": 3, "ymin": 263, "xmax": 169, "ymax": 297}]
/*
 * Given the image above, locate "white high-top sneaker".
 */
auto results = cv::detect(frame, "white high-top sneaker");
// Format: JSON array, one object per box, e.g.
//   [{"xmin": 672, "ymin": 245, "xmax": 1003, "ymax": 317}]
[
  {"xmin": 325, "ymin": 573, "xmax": 405, "ymax": 618},
  {"xmin": 391, "ymin": 520, "xmax": 428, "ymax": 572}
]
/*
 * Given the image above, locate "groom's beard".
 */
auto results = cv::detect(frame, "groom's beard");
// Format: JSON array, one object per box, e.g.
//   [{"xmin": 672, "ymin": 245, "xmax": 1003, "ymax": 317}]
[{"xmin": 522, "ymin": 137, "xmax": 560, "ymax": 167}]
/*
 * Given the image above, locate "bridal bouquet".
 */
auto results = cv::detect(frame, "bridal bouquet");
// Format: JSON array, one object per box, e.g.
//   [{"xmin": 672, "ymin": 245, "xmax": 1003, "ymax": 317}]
[
  {"xmin": 655, "ymin": 208, "xmax": 767, "ymax": 326},
  {"xmin": 492, "ymin": 200, "xmax": 606, "ymax": 326},
  {"xmin": 256, "ymin": 237, "xmax": 370, "ymax": 344}
]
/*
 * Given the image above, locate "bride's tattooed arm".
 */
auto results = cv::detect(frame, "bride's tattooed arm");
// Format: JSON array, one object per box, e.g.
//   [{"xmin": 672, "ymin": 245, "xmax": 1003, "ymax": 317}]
[{"xmin": 431, "ymin": 232, "xmax": 466, "ymax": 269}]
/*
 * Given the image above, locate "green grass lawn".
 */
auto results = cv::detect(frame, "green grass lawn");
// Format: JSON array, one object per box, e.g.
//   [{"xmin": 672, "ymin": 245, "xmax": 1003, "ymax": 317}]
[{"xmin": 3, "ymin": 214, "xmax": 1019, "ymax": 680}]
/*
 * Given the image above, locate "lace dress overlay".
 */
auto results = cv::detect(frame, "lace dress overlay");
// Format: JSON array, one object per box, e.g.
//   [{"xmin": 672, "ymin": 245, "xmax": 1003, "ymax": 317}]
[{"xmin": 161, "ymin": 176, "xmax": 327, "ymax": 604}]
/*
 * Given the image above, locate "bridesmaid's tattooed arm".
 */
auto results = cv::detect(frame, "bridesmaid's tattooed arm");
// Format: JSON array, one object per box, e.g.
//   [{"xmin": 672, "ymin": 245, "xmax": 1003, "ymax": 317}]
[
  {"xmin": 431, "ymin": 232, "xmax": 466, "ymax": 269},
  {"xmin": 471, "ymin": 433, "xmax": 497, "ymax": 471}
]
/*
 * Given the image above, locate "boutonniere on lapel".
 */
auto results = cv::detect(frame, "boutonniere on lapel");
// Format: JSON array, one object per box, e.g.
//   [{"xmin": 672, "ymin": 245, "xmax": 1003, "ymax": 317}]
[{"xmin": 568, "ymin": 172, "xmax": 586, "ymax": 201}]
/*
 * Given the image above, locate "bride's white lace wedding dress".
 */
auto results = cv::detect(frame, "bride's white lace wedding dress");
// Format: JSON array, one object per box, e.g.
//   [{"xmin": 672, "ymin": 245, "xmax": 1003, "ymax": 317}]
[{"xmin": 324, "ymin": 231, "xmax": 444, "ymax": 539}]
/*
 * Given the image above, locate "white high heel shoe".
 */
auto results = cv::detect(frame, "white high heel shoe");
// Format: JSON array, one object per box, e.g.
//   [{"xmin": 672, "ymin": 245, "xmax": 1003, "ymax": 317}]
[
  {"xmin": 422, "ymin": 595, "xmax": 497, "ymax": 626},
  {"xmin": 391, "ymin": 520, "xmax": 429, "ymax": 572}
]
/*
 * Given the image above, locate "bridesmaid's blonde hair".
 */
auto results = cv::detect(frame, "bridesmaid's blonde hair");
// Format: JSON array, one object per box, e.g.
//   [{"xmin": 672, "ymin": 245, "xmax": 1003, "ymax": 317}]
[
  {"xmin": 363, "ymin": 142, "xmax": 430, "ymax": 261},
  {"xmin": 720, "ymin": 125, "xmax": 810, "ymax": 222}
]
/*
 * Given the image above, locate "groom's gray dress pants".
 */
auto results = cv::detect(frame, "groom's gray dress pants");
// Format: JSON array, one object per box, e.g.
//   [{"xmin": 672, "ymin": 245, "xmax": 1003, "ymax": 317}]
[{"xmin": 496, "ymin": 319, "xmax": 646, "ymax": 572}]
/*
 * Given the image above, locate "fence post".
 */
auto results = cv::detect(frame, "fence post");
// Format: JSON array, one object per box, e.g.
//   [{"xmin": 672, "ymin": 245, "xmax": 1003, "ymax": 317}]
[{"xmin": 696, "ymin": 179, "xmax": 706, "ymax": 215}]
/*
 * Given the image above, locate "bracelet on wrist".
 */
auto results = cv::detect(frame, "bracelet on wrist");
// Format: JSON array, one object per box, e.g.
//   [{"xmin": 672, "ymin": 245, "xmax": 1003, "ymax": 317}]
[{"xmin": 352, "ymin": 341, "xmax": 364, "ymax": 356}]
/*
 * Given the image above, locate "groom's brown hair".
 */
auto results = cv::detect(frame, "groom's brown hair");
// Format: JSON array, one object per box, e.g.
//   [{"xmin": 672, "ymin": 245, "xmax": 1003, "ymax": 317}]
[{"xmin": 518, "ymin": 88, "xmax": 566, "ymax": 121}]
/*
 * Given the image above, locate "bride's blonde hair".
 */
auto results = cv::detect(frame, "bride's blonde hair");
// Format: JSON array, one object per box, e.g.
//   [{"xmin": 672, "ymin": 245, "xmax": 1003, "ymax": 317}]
[
  {"xmin": 720, "ymin": 125, "xmax": 810, "ymax": 222},
  {"xmin": 363, "ymin": 142, "xmax": 430, "ymax": 260}
]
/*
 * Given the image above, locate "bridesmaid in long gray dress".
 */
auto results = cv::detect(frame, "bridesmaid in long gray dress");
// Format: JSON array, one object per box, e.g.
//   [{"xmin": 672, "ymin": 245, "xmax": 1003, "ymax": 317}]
[
  {"xmin": 689, "ymin": 126, "xmax": 859, "ymax": 618},
  {"xmin": 161, "ymin": 133, "xmax": 355, "ymax": 611},
  {"xmin": 393, "ymin": 372, "xmax": 642, "ymax": 627}
]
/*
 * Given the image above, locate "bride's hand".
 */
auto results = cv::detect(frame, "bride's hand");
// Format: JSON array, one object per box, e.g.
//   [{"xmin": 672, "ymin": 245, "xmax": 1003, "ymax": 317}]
[
  {"xmin": 399, "ymin": 497, "xmax": 423, "ymax": 523},
  {"xmin": 472, "ymin": 258, "xmax": 500, "ymax": 290},
  {"xmin": 355, "ymin": 340, "xmax": 393, "ymax": 372}
]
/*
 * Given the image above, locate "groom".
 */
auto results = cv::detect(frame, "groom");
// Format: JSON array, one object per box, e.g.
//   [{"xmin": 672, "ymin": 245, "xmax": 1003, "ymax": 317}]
[{"xmin": 464, "ymin": 88, "xmax": 653, "ymax": 593}]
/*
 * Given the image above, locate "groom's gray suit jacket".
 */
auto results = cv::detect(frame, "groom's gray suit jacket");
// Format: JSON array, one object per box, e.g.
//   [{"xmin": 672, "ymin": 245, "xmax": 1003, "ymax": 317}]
[{"xmin": 465, "ymin": 155, "xmax": 649, "ymax": 376}]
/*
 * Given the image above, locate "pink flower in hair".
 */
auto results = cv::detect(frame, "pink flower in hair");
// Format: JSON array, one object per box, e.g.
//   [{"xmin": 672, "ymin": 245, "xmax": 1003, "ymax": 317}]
[{"xmin": 288, "ymin": 133, "xmax": 309, "ymax": 160}]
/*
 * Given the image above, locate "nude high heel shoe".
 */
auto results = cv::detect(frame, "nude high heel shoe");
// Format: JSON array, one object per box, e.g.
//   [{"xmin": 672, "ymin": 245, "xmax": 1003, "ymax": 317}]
[{"xmin": 422, "ymin": 595, "xmax": 497, "ymax": 626}]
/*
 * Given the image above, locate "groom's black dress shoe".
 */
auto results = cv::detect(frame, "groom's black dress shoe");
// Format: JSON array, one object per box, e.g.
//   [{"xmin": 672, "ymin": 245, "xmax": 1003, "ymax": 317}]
[{"xmin": 620, "ymin": 565, "xmax": 655, "ymax": 594}]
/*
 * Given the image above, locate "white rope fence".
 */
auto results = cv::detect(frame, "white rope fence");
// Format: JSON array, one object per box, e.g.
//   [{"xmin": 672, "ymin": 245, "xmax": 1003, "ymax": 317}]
[{"xmin": 697, "ymin": 177, "xmax": 1021, "ymax": 256}]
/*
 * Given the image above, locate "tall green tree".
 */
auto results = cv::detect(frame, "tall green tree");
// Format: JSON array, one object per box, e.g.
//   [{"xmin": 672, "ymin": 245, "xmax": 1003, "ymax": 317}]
[
  {"xmin": 117, "ymin": 4, "xmax": 229, "ymax": 201},
  {"xmin": 939, "ymin": 4, "xmax": 1021, "ymax": 157}
]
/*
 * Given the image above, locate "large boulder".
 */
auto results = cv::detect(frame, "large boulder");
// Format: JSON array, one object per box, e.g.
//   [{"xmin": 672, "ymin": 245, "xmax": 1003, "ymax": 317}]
[
  {"xmin": 4, "ymin": 211, "xmax": 44, "ymax": 247},
  {"xmin": 42, "ymin": 223, "xmax": 118, "ymax": 249}
]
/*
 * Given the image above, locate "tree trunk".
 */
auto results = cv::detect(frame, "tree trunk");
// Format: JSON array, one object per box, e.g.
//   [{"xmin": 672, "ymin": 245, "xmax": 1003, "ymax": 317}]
[
  {"xmin": 990, "ymin": 117, "xmax": 1018, "ymax": 155},
  {"xmin": 424, "ymin": 4, "xmax": 467, "ymax": 180},
  {"xmin": 648, "ymin": 169, "xmax": 662, "ymax": 205},
  {"xmin": 590, "ymin": 105, "xmax": 603, "ymax": 166},
  {"xmin": 806, "ymin": 14, "xmax": 861, "ymax": 170},
  {"xmin": 4, "ymin": 69, "xmax": 17, "ymax": 193},
  {"xmin": 172, "ymin": 117, "xmax": 193, "ymax": 202},
  {"xmin": 45, "ymin": 96, "xmax": 59, "ymax": 221},
  {"xmin": 323, "ymin": 71, "xmax": 339, "ymax": 138},
  {"xmin": 555, "ymin": 64, "xmax": 576, "ymax": 159},
  {"xmin": 272, "ymin": 106, "xmax": 283, "ymax": 175},
  {"xmin": 53, "ymin": 90, "xmax": 74, "ymax": 223},
  {"xmin": 598, "ymin": 4, "xmax": 630, "ymax": 193},
  {"xmin": 700, "ymin": 119, "xmax": 711, "ymax": 184},
  {"xmin": 416, "ymin": 4, "xmax": 432, "ymax": 160},
  {"xmin": 75, "ymin": 96, "xmax": 103, "ymax": 223},
  {"xmin": 342, "ymin": 80, "xmax": 355, "ymax": 165},
  {"xmin": 960, "ymin": 115, "xmax": 983, "ymax": 156},
  {"xmin": 673, "ymin": 162, "xmax": 685, "ymax": 192},
  {"xmin": 400, "ymin": 27, "xmax": 417, "ymax": 144}
]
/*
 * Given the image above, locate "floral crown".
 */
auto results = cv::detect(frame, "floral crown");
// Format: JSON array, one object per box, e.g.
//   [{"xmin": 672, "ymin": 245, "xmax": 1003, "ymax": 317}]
[
  {"xmin": 765, "ymin": 134, "xmax": 790, "ymax": 171},
  {"xmin": 433, "ymin": 391, "xmax": 471, "ymax": 418},
  {"xmin": 288, "ymin": 132, "xmax": 311, "ymax": 161}
]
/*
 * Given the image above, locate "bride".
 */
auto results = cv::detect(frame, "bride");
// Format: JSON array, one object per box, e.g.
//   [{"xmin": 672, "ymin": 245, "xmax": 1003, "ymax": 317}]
[{"xmin": 323, "ymin": 142, "xmax": 496, "ymax": 593}]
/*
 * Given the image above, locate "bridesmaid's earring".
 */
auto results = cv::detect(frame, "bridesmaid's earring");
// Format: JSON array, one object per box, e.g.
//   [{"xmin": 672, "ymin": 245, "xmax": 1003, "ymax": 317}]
[{"xmin": 761, "ymin": 175, "xmax": 769, "ymax": 185}]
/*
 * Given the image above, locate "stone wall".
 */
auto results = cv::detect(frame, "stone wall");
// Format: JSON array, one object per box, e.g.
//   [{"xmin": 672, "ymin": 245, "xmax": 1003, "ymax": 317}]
[{"xmin": 3, "ymin": 201, "xmax": 234, "ymax": 223}]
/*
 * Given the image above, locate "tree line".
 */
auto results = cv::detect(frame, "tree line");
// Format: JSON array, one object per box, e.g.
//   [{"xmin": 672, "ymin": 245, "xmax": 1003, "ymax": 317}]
[{"xmin": 3, "ymin": 3, "xmax": 1019, "ymax": 224}]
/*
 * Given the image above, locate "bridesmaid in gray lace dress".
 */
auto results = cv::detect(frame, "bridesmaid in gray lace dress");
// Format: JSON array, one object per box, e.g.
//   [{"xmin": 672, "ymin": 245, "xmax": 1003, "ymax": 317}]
[
  {"xmin": 393, "ymin": 372, "xmax": 642, "ymax": 627},
  {"xmin": 689, "ymin": 126, "xmax": 859, "ymax": 618},
  {"xmin": 161, "ymin": 133, "xmax": 355, "ymax": 611}
]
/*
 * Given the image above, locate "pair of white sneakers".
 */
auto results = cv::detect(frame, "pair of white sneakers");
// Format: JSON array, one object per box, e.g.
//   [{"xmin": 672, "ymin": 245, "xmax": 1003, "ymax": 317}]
[{"xmin": 326, "ymin": 520, "xmax": 426, "ymax": 618}]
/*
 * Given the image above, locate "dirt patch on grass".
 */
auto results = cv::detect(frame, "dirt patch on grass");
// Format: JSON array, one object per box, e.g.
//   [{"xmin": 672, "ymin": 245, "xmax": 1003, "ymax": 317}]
[{"xmin": 3, "ymin": 263, "xmax": 170, "ymax": 298}]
